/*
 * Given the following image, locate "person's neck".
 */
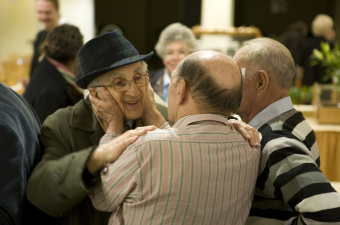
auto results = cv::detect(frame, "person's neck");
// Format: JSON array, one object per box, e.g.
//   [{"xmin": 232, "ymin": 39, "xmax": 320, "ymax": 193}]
[
  {"xmin": 242, "ymin": 89, "xmax": 288, "ymax": 123},
  {"xmin": 45, "ymin": 21, "xmax": 59, "ymax": 31},
  {"xmin": 174, "ymin": 102, "xmax": 204, "ymax": 123},
  {"xmin": 64, "ymin": 60, "xmax": 75, "ymax": 73}
]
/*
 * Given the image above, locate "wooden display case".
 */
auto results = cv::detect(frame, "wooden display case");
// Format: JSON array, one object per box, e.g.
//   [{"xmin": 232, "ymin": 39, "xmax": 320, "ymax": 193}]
[{"xmin": 313, "ymin": 84, "xmax": 340, "ymax": 124}]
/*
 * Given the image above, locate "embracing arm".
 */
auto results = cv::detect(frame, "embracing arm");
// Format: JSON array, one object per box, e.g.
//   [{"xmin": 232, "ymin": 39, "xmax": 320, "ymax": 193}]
[
  {"xmin": 26, "ymin": 107, "xmax": 99, "ymax": 217},
  {"xmin": 141, "ymin": 84, "xmax": 167, "ymax": 127},
  {"xmin": 25, "ymin": 121, "xmax": 95, "ymax": 217},
  {"xmin": 90, "ymin": 128, "xmax": 154, "ymax": 211},
  {"xmin": 227, "ymin": 119, "xmax": 260, "ymax": 147}
]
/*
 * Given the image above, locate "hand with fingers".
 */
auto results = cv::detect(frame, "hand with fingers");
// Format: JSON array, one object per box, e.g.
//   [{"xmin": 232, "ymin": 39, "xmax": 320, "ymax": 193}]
[
  {"xmin": 141, "ymin": 84, "xmax": 166, "ymax": 127},
  {"xmin": 89, "ymin": 87, "xmax": 124, "ymax": 134},
  {"xmin": 227, "ymin": 119, "xmax": 261, "ymax": 147},
  {"xmin": 86, "ymin": 125, "xmax": 157, "ymax": 175}
]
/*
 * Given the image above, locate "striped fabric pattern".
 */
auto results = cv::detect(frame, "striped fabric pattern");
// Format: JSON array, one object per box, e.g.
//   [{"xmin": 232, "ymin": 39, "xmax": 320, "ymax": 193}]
[
  {"xmin": 91, "ymin": 114, "xmax": 260, "ymax": 225},
  {"xmin": 246, "ymin": 109, "xmax": 340, "ymax": 224}
]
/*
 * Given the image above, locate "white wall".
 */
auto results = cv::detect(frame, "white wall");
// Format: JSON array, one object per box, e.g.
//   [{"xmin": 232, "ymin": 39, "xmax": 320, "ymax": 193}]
[
  {"xmin": 59, "ymin": 0, "xmax": 95, "ymax": 44},
  {"xmin": 201, "ymin": 0, "xmax": 234, "ymax": 29},
  {"xmin": 0, "ymin": 0, "xmax": 95, "ymax": 58},
  {"xmin": 199, "ymin": 0, "xmax": 235, "ymax": 55},
  {"xmin": 0, "ymin": 0, "xmax": 37, "ymax": 58}
]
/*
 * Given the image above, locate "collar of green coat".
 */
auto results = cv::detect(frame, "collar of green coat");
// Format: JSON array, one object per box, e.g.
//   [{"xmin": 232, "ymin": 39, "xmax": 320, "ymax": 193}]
[
  {"xmin": 70, "ymin": 98, "xmax": 104, "ymax": 145},
  {"xmin": 70, "ymin": 98, "xmax": 101, "ymax": 132}
]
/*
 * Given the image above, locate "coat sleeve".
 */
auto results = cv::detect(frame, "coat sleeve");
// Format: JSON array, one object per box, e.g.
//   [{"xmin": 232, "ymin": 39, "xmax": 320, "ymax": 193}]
[
  {"xmin": 26, "ymin": 108, "xmax": 98, "ymax": 217},
  {"xmin": 0, "ymin": 125, "xmax": 27, "ymax": 225}
]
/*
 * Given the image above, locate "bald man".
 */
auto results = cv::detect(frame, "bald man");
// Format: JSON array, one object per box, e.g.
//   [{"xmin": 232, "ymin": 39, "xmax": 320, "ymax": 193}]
[
  {"xmin": 233, "ymin": 38, "xmax": 340, "ymax": 224},
  {"xmin": 89, "ymin": 50, "xmax": 260, "ymax": 224}
]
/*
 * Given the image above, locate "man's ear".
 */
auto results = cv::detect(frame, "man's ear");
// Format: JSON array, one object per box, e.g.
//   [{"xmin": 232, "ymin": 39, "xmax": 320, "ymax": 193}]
[
  {"xmin": 255, "ymin": 70, "xmax": 269, "ymax": 95},
  {"xmin": 176, "ymin": 79, "xmax": 187, "ymax": 106}
]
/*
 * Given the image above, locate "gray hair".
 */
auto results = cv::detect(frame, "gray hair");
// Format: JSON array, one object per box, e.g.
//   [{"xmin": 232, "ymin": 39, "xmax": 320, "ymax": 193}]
[
  {"xmin": 312, "ymin": 14, "xmax": 334, "ymax": 37},
  {"xmin": 88, "ymin": 61, "xmax": 148, "ymax": 88},
  {"xmin": 155, "ymin": 23, "xmax": 197, "ymax": 59},
  {"xmin": 240, "ymin": 37, "xmax": 295, "ymax": 89}
]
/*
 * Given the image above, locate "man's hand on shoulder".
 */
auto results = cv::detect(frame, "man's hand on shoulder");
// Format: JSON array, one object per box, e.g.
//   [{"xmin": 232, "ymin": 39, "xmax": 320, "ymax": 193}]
[{"xmin": 228, "ymin": 118, "xmax": 260, "ymax": 147}]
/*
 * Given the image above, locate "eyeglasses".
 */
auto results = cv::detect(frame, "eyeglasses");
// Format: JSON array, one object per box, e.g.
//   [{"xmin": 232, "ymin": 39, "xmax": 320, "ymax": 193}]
[{"xmin": 93, "ymin": 73, "xmax": 150, "ymax": 92}]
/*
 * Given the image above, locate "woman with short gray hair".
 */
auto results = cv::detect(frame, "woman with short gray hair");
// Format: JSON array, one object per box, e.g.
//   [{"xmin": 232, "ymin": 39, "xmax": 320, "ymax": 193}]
[{"xmin": 151, "ymin": 23, "xmax": 197, "ymax": 105}]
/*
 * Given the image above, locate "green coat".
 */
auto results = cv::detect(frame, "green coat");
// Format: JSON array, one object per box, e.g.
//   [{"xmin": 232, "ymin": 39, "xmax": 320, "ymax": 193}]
[{"xmin": 26, "ymin": 97, "xmax": 168, "ymax": 225}]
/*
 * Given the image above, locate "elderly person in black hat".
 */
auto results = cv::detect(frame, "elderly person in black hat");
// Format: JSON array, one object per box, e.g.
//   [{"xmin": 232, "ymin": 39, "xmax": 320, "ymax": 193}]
[
  {"xmin": 26, "ymin": 30, "xmax": 168, "ymax": 225},
  {"xmin": 26, "ymin": 30, "xmax": 259, "ymax": 225}
]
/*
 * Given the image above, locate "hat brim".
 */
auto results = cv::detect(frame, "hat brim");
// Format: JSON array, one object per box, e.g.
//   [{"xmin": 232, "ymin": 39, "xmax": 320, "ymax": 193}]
[{"xmin": 76, "ymin": 51, "xmax": 154, "ymax": 89}]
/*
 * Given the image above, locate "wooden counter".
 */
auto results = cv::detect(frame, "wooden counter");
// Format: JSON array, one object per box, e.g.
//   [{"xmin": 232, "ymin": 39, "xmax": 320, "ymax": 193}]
[{"xmin": 295, "ymin": 105, "xmax": 340, "ymax": 181}]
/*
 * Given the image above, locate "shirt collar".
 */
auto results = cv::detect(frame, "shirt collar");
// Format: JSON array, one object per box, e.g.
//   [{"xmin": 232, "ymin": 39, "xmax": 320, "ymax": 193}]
[
  {"xmin": 46, "ymin": 56, "xmax": 73, "ymax": 75},
  {"xmin": 249, "ymin": 96, "xmax": 294, "ymax": 129},
  {"xmin": 173, "ymin": 114, "xmax": 230, "ymax": 128},
  {"xmin": 163, "ymin": 68, "xmax": 171, "ymax": 88}
]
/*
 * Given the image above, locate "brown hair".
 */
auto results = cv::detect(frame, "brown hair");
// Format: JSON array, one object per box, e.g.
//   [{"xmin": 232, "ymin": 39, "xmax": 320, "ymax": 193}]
[
  {"xmin": 37, "ymin": 0, "xmax": 59, "ymax": 10},
  {"xmin": 43, "ymin": 24, "xmax": 83, "ymax": 63}
]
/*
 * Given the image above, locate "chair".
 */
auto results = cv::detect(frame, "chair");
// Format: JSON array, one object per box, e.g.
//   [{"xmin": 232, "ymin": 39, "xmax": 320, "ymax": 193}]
[{"xmin": 1, "ymin": 54, "xmax": 31, "ymax": 94}]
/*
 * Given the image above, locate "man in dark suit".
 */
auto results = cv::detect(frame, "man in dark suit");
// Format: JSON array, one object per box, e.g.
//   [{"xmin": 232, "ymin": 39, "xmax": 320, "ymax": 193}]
[{"xmin": 0, "ymin": 83, "xmax": 45, "ymax": 224}]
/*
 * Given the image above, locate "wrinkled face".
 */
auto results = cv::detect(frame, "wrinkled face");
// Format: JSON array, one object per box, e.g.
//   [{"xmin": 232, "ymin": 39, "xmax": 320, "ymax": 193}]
[
  {"xmin": 100, "ymin": 62, "xmax": 148, "ymax": 121},
  {"xmin": 163, "ymin": 41, "xmax": 190, "ymax": 75},
  {"xmin": 36, "ymin": 0, "xmax": 59, "ymax": 31},
  {"xmin": 167, "ymin": 67, "xmax": 180, "ymax": 123},
  {"xmin": 233, "ymin": 50, "xmax": 256, "ymax": 123}
]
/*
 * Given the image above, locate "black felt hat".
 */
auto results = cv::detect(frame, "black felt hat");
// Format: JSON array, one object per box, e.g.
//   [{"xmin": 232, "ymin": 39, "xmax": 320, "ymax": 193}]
[{"xmin": 76, "ymin": 30, "xmax": 153, "ymax": 89}]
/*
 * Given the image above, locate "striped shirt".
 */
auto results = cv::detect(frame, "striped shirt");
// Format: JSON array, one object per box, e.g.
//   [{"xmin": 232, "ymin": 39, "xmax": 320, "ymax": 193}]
[
  {"xmin": 91, "ymin": 114, "xmax": 260, "ymax": 225},
  {"xmin": 246, "ymin": 97, "xmax": 340, "ymax": 224}
]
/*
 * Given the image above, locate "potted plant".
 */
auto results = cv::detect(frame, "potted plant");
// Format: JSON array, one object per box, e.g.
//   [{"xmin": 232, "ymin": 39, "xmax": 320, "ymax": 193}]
[
  {"xmin": 311, "ymin": 42, "xmax": 340, "ymax": 106},
  {"xmin": 310, "ymin": 42, "xmax": 340, "ymax": 123},
  {"xmin": 311, "ymin": 42, "xmax": 340, "ymax": 84}
]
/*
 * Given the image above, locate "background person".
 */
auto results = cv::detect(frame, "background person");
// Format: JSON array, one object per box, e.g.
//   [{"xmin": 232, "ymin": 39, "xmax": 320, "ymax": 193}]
[
  {"xmin": 233, "ymin": 37, "xmax": 340, "ymax": 224},
  {"xmin": 24, "ymin": 24, "xmax": 84, "ymax": 123},
  {"xmin": 151, "ymin": 22, "xmax": 197, "ymax": 105},
  {"xmin": 30, "ymin": 0, "xmax": 61, "ymax": 77},
  {"xmin": 90, "ymin": 50, "xmax": 260, "ymax": 225},
  {"xmin": 0, "ymin": 83, "xmax": 49, "ymax": 225},
  {"xmin": 278, "ymin": 20, "xmax": 308, "ymax": 86},
  {"xmin": 299, "ymin": 14, "xmax": 337, "ymax": 87}
]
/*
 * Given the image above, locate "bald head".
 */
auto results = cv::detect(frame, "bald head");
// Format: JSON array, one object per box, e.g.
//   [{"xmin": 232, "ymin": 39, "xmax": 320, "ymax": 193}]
[
  {"xmin": 190, "ymin": 50, "xmax": 241, "ymax": 90},
  {"xmin": 175, "ymin": 50, "xmax": 242, "ymax": 115}
]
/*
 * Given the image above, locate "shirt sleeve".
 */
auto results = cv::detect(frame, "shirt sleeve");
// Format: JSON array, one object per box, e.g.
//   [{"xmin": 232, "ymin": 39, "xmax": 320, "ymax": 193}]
[
  {"xmin": 99, "ymin": 132, "xmax": 118, "ymax": 145},
  {"xmin": 90, "ymin": 144, "xmax": 140, "ymax": 212}
]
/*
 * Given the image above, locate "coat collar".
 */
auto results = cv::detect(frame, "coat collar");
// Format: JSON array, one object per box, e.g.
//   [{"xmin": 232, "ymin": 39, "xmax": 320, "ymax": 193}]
[{"xmin": 71, "ymin": 97, "xmax": 104, "ymax": 145}]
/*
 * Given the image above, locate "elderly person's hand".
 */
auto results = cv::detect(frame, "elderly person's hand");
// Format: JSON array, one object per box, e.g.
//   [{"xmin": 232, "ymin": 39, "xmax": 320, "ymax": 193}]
[
  {"xmin": 86, "ymin": 125, "xmax": 157, "ymax": 175},
  {"xmin": 89, "ymin": 87, "xmax": 124, "ymax": 134},
  {"xmin": 140, "ymin": 84, "xmax": 166, "ymax": 128},
  {"xmin": 227, "ymin": 119, "xmax": 261, "ymax": 147}
]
